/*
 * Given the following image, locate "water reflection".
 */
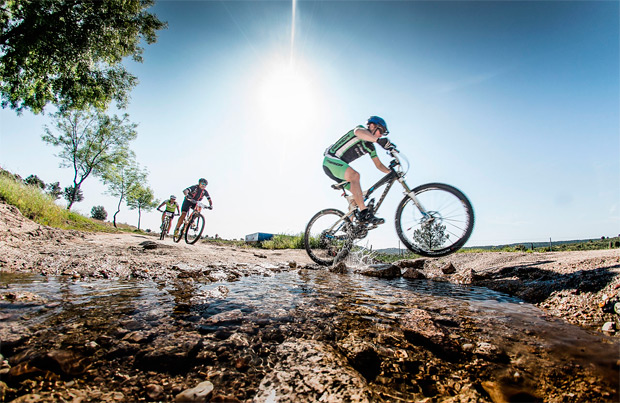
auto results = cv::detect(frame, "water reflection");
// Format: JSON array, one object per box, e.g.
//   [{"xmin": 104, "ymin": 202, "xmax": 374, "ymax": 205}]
[{"xmin": 1, "ymin": 269, "xmax": 618, "ymax": 395}]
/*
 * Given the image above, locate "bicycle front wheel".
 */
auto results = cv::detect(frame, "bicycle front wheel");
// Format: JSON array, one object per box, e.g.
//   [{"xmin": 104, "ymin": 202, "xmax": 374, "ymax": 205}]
[
  {"xmin": 396, "ymin": 183, "xmax": 474, "ymax": 257},
  {"xmin": 304, "ymin": 209, "xmax": 353, "ymax": 266},
  {"xmin": 173, "ymin": 223, "xmax": 184, "ymax": 243},
  {"xmin": 185, "ymin": 214, "xmax": 205, "ymax": 245},
  {"xmin": 160, "ymin": 218, "xmax": 169, "ymax": 240}
]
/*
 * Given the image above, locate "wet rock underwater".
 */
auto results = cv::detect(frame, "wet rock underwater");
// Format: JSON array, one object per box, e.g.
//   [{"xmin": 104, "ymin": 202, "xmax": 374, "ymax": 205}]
[{"xmin": 1, "ymin": 260, "xmax": 618, "ymax": 402}]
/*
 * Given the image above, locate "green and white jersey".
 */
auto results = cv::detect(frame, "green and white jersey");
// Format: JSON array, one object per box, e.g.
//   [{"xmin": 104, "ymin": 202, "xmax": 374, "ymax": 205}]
[{"xmin": 325, "ymin": 125, "xmax": 377, "ymax": 163}]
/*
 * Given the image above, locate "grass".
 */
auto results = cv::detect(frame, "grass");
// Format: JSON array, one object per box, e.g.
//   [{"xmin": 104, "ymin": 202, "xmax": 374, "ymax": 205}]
[
  {"xmin": 260, "ymin": 233, "xmax": 305, "ymax": 250},
  {"xmin": 0, "ymin": 173, "xmax": 113, "ymax": 232}
]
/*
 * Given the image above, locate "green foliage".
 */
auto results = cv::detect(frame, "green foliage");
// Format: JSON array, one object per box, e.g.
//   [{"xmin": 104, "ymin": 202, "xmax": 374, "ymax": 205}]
[
  {"xmin": 0, "ymin": 173, "xmax": 111, "ymax": 232},
  {"xmin": 127, "ymin": 184, "xmax": 157, "ymax": 229},
  {"xmin": 260, "ymin": 234, "xmax": 305, "ymax": 250},
  {"xmin": 63, "ymin": 186, "xmax": 84, "ymax": 204},
  {"xmin": 24, "ymin": 174, "xmax": 45, "ymax": 189},
  {"xmin": 413, "ymin": 221, "xmax": 449, "ymax": 250},
  {"xmin": 0, "ymin": 0, "xmax": 167, "ymax": 114},
  {"xmin": 90, "ymin": 205, "xmax": 107, "ymax": 221},
  {"xmin": 102, "ymin": 157, "xmax": 146, "ymax": 227},
  {"xmin": 42, "ymin": 108, "xmax": 138, "ymax": 209},
  {"xmin": 46, "ymin": 182, "xmax": 62, "ymax": 200},
  {"xmin": 373, "ymin": 251, "xmax": 421, "ymax": 263}
]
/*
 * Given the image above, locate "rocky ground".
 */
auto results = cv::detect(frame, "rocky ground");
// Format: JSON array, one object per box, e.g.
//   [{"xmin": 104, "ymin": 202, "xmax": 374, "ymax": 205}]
[{"xmin": 1, "ymin": 201, "xmax": 619, "ymax": 402}]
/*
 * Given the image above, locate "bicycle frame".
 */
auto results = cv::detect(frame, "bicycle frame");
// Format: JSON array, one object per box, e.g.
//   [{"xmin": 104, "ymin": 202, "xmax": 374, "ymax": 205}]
[{"xmin": 335, "ymin": 149, "xmax": 431, "ymax": 225}]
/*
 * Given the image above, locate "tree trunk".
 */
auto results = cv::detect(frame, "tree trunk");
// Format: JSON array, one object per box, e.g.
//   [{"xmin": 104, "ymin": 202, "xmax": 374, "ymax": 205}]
[
  {"xmin": 113, "ymin": 195, "xmax": 123, "ymax": 228},
  {"xmin": 66, "ymin": 182, "xmax": 79, "ymax": 210},
  {"xmin": 137, "ymin": 207, "xmax": 142, "ymax": 230}
]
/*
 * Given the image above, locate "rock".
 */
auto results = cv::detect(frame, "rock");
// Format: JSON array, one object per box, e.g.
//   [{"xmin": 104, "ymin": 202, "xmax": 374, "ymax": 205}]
[
  {"xmin": 175, "ymin": 380, "xmax": 214, "ymax": 402},
  {"xmin": 254, "ymin": 253, "xmax": 267, "ymax": 258},
  {"xmin": 402, "ymin": 268, "xmax": 425, "ymax": 279},
  {"xmin": 360, "ymin": 264, "xmax": 401, "ymax": 278},
  {"xmin": 134, "ymin": 332, "xmax": 203, "ymax": 372},
  {"xmin": 330, "ymin": 261, "xmax": 348, "ymax": 274},
  {"xmin": 146, "ymin": 384, "xmax": 164, "ymax": 400},
  {"xmin": 400, "ymin": 309, "xmax": 446, "ymax": 347},
  {"xmin": 474, "ymin": 342, "xmax": 508, "ymax": 363},
  {"xmin": 452, "ymin": 268, "xmax": 480, "ymax": 284},
  {"xmin": 140, "ymin": 241, "xmax": 158, "ymax": 250},
  {"xmin": 288, "ymin": 261, "xmax": 297, "ymax": 268},
  {"xmin": 441, "ymin": 262, "xmax": 457, "ymax": 274},
  {"xmin": 0, "ymin": 380, "xmax": 9, "ymax": 401},
  {"xmin": 400, "ymin": 309, "xmax": 461, "ymax": 360},
  {"xmin": 254, "ymin": 339, "xmax": 373, "ymax": 402},
  {"xmin": 9, "ymin": 393, "xmax": 41, "ymax": 402},
  {"xmin": 602, "ymin": 321, "xmax": 616, "ymax": 333},
  {"xmin": 393, "ymin": 259, "xmax": 426, "ymax": 270},
  {"xmin": 337, "ymin": 335, "xmax": 382, "ymax": 381}
]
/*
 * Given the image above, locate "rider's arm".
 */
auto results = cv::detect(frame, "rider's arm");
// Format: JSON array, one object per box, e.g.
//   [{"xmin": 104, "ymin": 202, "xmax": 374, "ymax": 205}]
[
  {"xmin": 157, "ymin": 201, "xmax": 165, "ymax": 211},
  {"xmin": 353, "ymin": 127, "xmax": 378, "ymax": 142},
  {"xmin": 372, "ymin": 156, "xmax": 391, "ymax": 174}
]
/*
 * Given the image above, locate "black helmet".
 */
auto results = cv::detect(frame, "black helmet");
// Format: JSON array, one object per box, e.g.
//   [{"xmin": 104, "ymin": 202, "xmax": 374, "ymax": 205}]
[{"xmin": 199, "ymin": 178, "xmax": 208, "ymax": 185}]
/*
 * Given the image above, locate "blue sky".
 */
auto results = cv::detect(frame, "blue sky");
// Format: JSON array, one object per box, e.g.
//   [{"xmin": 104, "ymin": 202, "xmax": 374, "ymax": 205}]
[{"xmin": 1, "ymin": 0, "xmax": 618, "ymax": 248}]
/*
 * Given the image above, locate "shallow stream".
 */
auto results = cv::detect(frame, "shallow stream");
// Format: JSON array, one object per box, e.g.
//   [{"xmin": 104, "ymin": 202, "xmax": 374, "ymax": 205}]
[{"xmin": 1, "ymin": 268, "xmax": 618, "ymax": 402}]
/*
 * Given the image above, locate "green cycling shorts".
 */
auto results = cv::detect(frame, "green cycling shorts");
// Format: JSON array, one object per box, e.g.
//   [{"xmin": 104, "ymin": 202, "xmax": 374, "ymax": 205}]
[{"xmin": 322, "ymin": 156, "xmax": 351, "ymax": 190}]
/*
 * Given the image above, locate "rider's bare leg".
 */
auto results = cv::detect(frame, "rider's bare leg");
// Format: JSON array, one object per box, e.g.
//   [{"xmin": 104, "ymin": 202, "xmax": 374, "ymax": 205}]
[
  {"xmin": 344, "ymin": 167, "xmax": 366, "ymax": 212},
  {"xmin": 175, "ymin": 212, "xmax": 187, "ymax": 230}
]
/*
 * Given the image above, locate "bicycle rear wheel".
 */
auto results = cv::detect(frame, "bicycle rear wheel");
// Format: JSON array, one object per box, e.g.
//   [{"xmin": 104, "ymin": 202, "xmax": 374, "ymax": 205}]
[
  {"xmin": 304, "ymin": 209, "xmax": 353, "ymax": 266},
  {"xmin": 395, "ymin": 183, "xmax": 474, "ymax": 257},
  {"xmin": 185, "ymin": 213, "xmax": 205, "ymax": 245}
]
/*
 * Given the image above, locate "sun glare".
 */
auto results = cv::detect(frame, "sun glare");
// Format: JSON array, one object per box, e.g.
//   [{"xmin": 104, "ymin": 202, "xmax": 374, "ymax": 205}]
[{"xmin": 256, "ymin": 62, "xmax": 318, "ymax": 132}]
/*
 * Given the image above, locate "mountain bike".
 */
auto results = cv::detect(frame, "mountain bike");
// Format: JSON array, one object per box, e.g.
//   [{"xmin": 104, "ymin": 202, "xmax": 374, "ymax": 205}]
[
  {"xmin": 173, "ymin": 201, "xmax": 211, "ymax": 245},
  {"xmin": 304, "ymin": 148, "xmax": 474, "ymax": 265},
  {"xmin": 158, "ymin": 210, "xmax": 178, "ymax": 240}
]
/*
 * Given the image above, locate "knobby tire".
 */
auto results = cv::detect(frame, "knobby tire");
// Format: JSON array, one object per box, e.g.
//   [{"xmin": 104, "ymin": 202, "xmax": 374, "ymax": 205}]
[
  {"xmin": 185, "ymin": 213, "xmax": 205, "ymax": 245},
  {"xmin": 304, "ymin": 208, "xmax": 353, "ymax": 266},
  {"xmin": 395, "ymin": 182, "xmax": 474, "ymax": 257}
]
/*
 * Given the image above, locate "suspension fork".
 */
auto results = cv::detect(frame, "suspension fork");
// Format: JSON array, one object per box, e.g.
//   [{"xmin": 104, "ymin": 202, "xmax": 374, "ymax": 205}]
[{"xmin": 397, "ymin": 176, "xmax": 431, "ymax": 218}]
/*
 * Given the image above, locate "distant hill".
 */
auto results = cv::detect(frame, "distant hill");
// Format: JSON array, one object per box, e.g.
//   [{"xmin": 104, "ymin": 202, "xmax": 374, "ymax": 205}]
[{"xmin": 375, "ymin": 237, "xmax": 620, "ymax": 255}]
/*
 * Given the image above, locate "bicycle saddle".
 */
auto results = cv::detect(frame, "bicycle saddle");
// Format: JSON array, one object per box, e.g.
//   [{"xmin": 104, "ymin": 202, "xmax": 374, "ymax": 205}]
[{"xmin": 331, "ymin": 181, "xmax": 349, "ymax": 190}]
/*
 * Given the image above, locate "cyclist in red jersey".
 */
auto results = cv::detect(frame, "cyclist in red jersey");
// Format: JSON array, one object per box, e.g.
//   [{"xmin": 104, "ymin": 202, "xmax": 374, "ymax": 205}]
[{"xmin": 173, "ymin": 178, "xmax": 213, "ymax": 236}]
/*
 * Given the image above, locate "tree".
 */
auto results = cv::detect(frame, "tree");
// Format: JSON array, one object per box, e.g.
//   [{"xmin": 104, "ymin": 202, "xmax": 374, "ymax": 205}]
[
  {"xmin": 42, "ymin": 108, "xmax": 137, "ymax": 210},
  {"xmin": 46, "ymin": 182, "xmax": 62, "ymax": 200},
  {"xmin": 63, "ymin": 185, "xmax": 83, "ymax": 205},
  {"xmin": 91, "ymin": 205, "xmax": 107, "ymax": 221},
  {"xmin": 102, "ymin": 156, "xmax": 146, "ymax": 227},
  {"xmin": 24, "ymin": 174, "xmax": 45, "ymax": 190},
  {"xmin": 127, "ymin": 184, "xmax": 157, "ymax": 230},
  {"xmin": 413, "ymin": 220, "xmax": 449, "ymax": 250},
  {"xmin": 0, "ymin": 0, "xmax": 167, "ymax": 114}
]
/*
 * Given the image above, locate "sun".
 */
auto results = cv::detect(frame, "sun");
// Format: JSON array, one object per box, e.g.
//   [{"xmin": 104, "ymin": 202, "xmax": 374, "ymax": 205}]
[{"xmin": 256, "ymin": 61, "xmax": 318, "ymax": 133}]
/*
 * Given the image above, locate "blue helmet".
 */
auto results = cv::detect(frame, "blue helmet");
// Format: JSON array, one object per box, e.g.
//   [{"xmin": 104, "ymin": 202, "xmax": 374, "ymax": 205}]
[{"xmin": 367, "ymin": 116, "xmax": 388, "ymax": 134}]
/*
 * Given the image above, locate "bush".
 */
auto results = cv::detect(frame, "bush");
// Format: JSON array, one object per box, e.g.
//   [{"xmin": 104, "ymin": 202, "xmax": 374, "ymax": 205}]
[
  {"xmin": 260, "ymin": 234, "xmax": 305, "ymax": 249},
  {"xmin": 91, "ymin": 205, "xmax": 108, "ymax": 220},
  {"xmin": 24, "ymin": 174, "xmax": 46, "ymax": 190}
]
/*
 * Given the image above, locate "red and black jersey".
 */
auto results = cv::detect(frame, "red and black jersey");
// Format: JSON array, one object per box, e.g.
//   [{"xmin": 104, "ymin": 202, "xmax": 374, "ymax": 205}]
[{"xmin": 184, "ymin": 185, "xmax": 211, "ymax": 203}]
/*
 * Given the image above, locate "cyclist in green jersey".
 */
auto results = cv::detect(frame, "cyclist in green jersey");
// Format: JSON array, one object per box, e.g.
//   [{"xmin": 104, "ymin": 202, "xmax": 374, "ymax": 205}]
[
  {"xmin": 323, "ymin": 116, "xmax": 396, "ymax": 225},
  {"xmin": 157, "ymin": 195, "xmax": 180, "ymax": 235}
]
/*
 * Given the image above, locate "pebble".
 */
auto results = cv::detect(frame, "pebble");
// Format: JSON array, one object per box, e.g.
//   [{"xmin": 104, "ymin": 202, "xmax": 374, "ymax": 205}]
[
  {"xmin": 146, "ymin": 384, "xmax": 164, "ymax": 400},
  {"xmin": 602, "ymin": 321, "xmax": 615, "ymax": 333},
  {"xmin": 175, "ymin": 380, "xmax": 214, "ymax": 402}
]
